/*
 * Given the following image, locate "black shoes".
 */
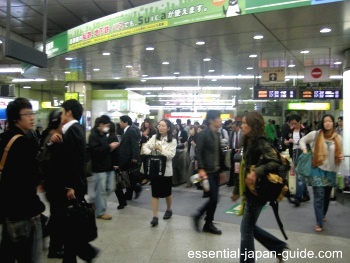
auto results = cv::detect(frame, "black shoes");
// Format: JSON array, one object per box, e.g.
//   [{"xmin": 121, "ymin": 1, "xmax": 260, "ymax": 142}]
[
  {"xmin": 301, "ymin": 196, "xmax": 310, "ymax": 202},
  {"xmin": 163, "ymin": 210, "xmax": 173, "ymax": 219},
  {"xmin": 117, "ymin": 204, "xmax": 127, "ymax": 209},
  {"xmin": 290, "ymin": 198, "xmax": 300, "ymax": 207},
  {"xmin": 135, "ymin": 186, "xmax": 142, "ymax": 199},
  {"xmin": 202, "ymin": 222, "xmax": 222, "ymax": 235},
  {"xmin": 150, "ymin": 217, "xmax": 158, "ymax": 227},
  {"xmin": 48, "ymin": 250, "xmax": 64, "ymax": 259}
]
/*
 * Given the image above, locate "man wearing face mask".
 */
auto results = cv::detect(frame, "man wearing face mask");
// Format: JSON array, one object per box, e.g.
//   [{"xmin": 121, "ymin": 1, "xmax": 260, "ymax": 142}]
[{"xmin": 89, "ymin": 115, "xmax": 119, "ymax": 220}]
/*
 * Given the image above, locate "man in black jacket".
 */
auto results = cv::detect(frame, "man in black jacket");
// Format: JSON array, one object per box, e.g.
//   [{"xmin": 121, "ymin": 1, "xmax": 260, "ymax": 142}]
[
  {"xmin": 193, "ymin": 110, "xmax": 225, "ymax": 235},
  {"xmin": 89, "ymin": 115, "xmax": 119, "ymax": 220},
  {"xmin": 115, "ymin": 115, "xmax": 141, "ymax": 208},
  {"xmin": 54, "ymin": 99, "xmax": 99, "ymax": 263},
  {"xmin": 0, "ymin": 98, "xmax": 45, "ymax": 262}
]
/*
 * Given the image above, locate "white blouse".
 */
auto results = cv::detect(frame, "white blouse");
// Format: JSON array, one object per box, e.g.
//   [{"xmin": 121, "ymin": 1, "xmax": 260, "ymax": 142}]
[{"xmin": 142, "ymin": 134, "xmax": 177, "ymax": 177}]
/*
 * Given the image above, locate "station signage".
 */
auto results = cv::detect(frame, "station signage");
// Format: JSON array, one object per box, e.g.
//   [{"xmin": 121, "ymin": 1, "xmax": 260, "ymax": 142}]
[
  {"xmin": 254, "ymin": 86, "xmax": 342, "ymax": 100},
  {"xmin": 254, "ymin": 87, "xmax": 297, "ymax": 100}
]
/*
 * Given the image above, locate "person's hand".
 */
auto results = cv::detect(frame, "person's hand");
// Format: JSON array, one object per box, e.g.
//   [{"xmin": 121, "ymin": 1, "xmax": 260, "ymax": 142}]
[
  {"xmin": 155, "ymin": 144, "xmax": 162, "ymax": 152},
  {"xmin": 143, "ymin": 131, "xmax": 148, "ymax": 137},
  {"xmin": 131, "ymin": 159, "xmax": 138, "ymax": 164},
  {"xmin": 198, "ymin": 169, "xmax": 207, "ymax": 180},
  {"xmin": 339, "ymin": 154, "xmax": 344, "ymax": 161},
  {"xmin": 50, "ymin": 133, "xmax": 62, "ymax": 143},
  {"xmin": 109, "ymin": 142, "xmax": 119, "ymax": 151},
  {"xmin": 67, "ymin": 188, "xmax": 75, "ymax": 200},
  {"xmin": 245, "ymin": 171, "xmax": 257, "ymax": 190},
  {"xmin": 289, "ymin": 138, "xmax": 293, "ymax": 143}
]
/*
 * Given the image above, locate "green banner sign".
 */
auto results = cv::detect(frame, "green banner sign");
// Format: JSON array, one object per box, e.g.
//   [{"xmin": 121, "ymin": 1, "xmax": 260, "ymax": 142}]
[
  {"xmin": 91, "ymin": 90, "xmax": 129, "ymax": 100},
  {"xmin": 67, "ymin": 0, "xmax": 229, "ymax": 51},
  {"xmin": 38, "ymin": 0, "xmax": 343, "ymax": 56}
]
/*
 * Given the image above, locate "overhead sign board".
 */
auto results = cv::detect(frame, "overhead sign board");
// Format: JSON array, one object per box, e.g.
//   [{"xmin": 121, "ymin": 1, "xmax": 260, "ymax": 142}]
[
  {"xmin": 304, "ymin": 66, "xmax": 330, "ymax": 82},
  {"xmin": 261, "ymin": 68, "xmax": 285, "ymax": 83},
  {"xmin": 254, "ymin": 86, "xmax": 297, "ymax": 100},
  {"xmin": 300, "ymin": 87, "xmax": 342, "ymax": 99}
]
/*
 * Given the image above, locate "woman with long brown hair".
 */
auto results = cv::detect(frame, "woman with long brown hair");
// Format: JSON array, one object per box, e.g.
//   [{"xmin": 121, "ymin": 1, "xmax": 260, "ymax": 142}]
[{"xmin": 238, "ymin": 111, "xmax": 288, "ymax": 263}]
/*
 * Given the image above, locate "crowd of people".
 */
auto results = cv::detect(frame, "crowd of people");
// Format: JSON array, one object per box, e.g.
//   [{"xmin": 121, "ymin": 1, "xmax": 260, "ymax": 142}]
[{"xmin": 0, "ymin": 99, "xmax": 344, "ymax": 262}]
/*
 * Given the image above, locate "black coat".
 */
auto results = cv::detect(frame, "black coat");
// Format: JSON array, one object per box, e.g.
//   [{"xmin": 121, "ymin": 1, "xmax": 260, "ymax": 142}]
[
  {"xmin": 0, "ymin": 127, "xmax": 45, "ymax": 220},
  {"xmin": 118, "ymin": 126, "xmax": 140, "ymax": 171},
  {"xmin": 196, "ymin": 128, "xmax": 224, "ymax": 173},
  {"xmin": 88, "ymin": 127, "xmax": 114, "ymax": 173},
  {"xmin": 61, "ymin": 122, "xmax": 87, "ymax": 199}
]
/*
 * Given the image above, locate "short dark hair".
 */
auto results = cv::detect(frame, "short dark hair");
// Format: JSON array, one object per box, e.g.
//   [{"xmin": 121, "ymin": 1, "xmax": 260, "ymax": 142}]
[
  {"xmin": 6, "ymin": 97, "xmax": 32, "ymax": 129},
  {"xmin": 289, "ymin": 114, "xmax": 301, "ymax": 123},
  {"xmin": 48, "ymin": 110, "xmax": 62, "ymax": 130},
  {"xmin": 120, "ymin": 115, "xmax": 132, "ymax": 125},
  {"xmin": 338, "ymin": 116, "xmax": 343, "ymax": 121},
  {"xmin": 206, "ymin": 110, "xmax": 220, "ymax": 122},
  {"xmin": 187, "ymin": 119, "xmax": 191, "ymax": 125},
  {"xmin": 61, "ymin": 99, "xmax": 83, "ymax": 121},
  {"xmin": 97, "ymin": 115, "xmax": 111, "ymax": 125}
]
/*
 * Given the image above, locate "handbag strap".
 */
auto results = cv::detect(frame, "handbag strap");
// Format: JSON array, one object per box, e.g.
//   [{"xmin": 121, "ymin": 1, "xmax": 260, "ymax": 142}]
[{"xmin": 0, "ymin": 134, "xmax": 23, "ymax": 171}]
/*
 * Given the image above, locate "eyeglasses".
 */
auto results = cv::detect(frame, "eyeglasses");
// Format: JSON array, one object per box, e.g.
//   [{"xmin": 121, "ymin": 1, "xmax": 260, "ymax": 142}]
[{"xmin": 19, "ymin": 112, "xmax": 37, "ymax": 117}]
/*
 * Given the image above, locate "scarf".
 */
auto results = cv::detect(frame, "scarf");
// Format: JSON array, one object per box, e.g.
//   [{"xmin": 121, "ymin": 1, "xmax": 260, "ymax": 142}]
[
  {"xmin": 237, "ymin": 158, "xmax": 246, "ymax": 216},
  {"xmin": 312, "ymin": 130, "xmax": 342, "ymax": 167}
]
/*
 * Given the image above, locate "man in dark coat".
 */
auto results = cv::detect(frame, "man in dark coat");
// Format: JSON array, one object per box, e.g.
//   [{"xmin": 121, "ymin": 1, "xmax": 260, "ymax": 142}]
[
  {"xmin": 115, "ymin": 115, "xmax": 141, "ymax": 208},
  {"xmin": 52, "ymin": 99, "xmax": 99, "ymax": 263}
]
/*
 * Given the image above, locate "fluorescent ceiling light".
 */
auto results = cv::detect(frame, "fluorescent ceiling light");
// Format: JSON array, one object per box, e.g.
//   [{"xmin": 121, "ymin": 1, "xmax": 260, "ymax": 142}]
[
  {"xmin": 249, "ymin": 54, "xmax": 257, "ymax": 58},
  {"xmin": 254, "ymin": 35, "xmax": 264, "ymax": 40},
  {"xmin": 141, "ymin": 79, "xmax": 146, "ymax": 82},
  {"xmin": 202, "ymin": 87, "xmax": 241, "ymax": 90},
  {"xmin": 142, "ymin": 74, "xmax": 148, "ymax": 77},
  {"xmin": 0, "ymin": 40, "xmax": 2, "ymax": 44},
  {"xmin": 196, "ymin": 41, "xmax": 205, "ymax": 45},
  {"xmin": 288, "ymin": 64, "xmax": 295, "ymax": 67},
  {"xmin": 23, "ymin": 86, "xmax": 31, "ymax": 89},
  {"xmin": 329, "ymin": 75, "xmax": 343, "ymax": 79},
  {"xmin": 93, "ymin": 68, "xmax": 100, "ymax": 71},
  {"xmin": 146, "ymin": 47, "xmax": 154, "ymax": 51},
  {"xmin": 246, "ymin": 67, "xmax": 253, "ymax": 70},
  {"xmin": 126, "ymin": 65, "xmax": 133, "ymax": 68},
  {"xmin": 334, "ymin": 61, "xmax": 342, "ymax": 65},
  {"xmin": 145, "ymin": 76, "xmax": 176, "ymax": 80},
  {"xmin": 127, "ymin": 87, "xmax": 162, "ymax": 91},
  {"xmin": 320, "ymin": 28, "xmax": 331, "ymax": 33},
  {"xmin": 65, "ymin": 57, "xmax": 73, "ymax": 60},
  {"xmin": 12, "ymin": 78, "xmax": 46, "ymax": 82},
  {"xmin": 177, "ymin": 76, "xmax": 204, "ymax": 79},
  {"xmin": 144, "ymin": 95, "xmax": 157, "ymax": 97},
  {"xmin": 102, "ymin": 52, "xmax": 110, "ymax": 55},
  {"xmin": 300, "ymin": 50, "xmax": 309, "ymax": 54},
  {"xmin": 0, "ymin": 67, "xmax": 23, "ymax": 73},
  {"xmin": 162, "ymin": 61, "xmax": 169, "ymax": 65},
  {"xmin": 174, "ymin": 72, "xmax": 180, "ymax": 75},
  {"xmin": 208, "ymin": 69, "xmax": 215, "ymax": 73},
  {"xmin": 64, "ymin": 71, "xmax": 71, "ymax": 74},
  {"xmin": 211, "ymin": 79, "xmax": 217, "ymax": 81},
  {"xmin": 203, "ymin": 58, "xmax": 211, "ymax": 62},
  {"xmin": 114, "ymin": 77, "xmax": 121, "ymax": 79},
  {"xmin": 285, "ymin": 75, "xmax": 304, "ymax": 79},
  {"xmin": 163, "ymin": 86, "xmax": 201, "ymax": 91}
]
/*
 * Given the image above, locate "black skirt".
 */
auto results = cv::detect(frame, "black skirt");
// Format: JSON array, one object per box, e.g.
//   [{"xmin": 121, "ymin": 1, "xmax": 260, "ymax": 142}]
[{"xmin": 151, "ymin": 176, "xmax": 172, "ymax": 198}]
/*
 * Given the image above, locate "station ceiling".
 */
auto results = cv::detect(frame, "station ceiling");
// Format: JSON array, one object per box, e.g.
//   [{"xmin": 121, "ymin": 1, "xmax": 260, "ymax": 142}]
[{"xmin": 0, "ymin": 0, "xmax": 349, "ymax": 109}]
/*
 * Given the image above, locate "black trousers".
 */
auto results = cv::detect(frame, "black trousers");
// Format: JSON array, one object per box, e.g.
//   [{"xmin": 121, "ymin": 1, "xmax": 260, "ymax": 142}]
[{"xmin": 197, "ymin": 171, "xmax": 220, "ymax": 223}]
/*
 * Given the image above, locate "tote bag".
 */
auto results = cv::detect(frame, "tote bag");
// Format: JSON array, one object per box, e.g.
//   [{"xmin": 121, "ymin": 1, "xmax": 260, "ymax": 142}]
[
  {"xmin": 144, "ymin": 137, "xmax": 167, "ymax": 179},
  {"xmin": 295, "ymin": 152, "xmax": 313, "ymax": 177}
]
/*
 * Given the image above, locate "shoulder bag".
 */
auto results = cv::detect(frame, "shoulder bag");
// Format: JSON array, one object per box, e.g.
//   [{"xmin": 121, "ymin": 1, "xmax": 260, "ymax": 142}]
[
  {"xmin": 295, "ymin": 131, "xmax": 318, "ymax": 177},
  {"xmin": 144, "ymin": 136, "xmax": 167, "ymax": 179},
  {"xmin": 0, "ymin": 134, "xmax": 23, "ymax": 179}
]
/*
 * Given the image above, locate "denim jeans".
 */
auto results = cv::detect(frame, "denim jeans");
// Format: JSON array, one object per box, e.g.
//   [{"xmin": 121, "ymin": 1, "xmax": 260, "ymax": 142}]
[
  {"xmin": 295, "ymin": 174, "xmax": 310, "ymax": 201},
  {"xmin": 312, "ymin": 186, "xmax": 332, "ymax": 227},
  {"xmin": 0, "ymin": 214, "xmax": 42, "ymax": 263},
  {"xmin": 94, "ymin": 171, "xmax": 116, "ymax": 216},
  {"xmin": 240, "ymin": 198, "xmax": 287, "ymax": 263},
  {"xmin": 197, "ymin": 171, "xmax": 220, "ymax": 223}
]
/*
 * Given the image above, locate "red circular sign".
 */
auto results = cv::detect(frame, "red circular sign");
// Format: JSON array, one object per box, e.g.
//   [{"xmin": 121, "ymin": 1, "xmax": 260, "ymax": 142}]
[{"xmin": 311, "ymin": 67, "xmax": 322, "ymax": 79}]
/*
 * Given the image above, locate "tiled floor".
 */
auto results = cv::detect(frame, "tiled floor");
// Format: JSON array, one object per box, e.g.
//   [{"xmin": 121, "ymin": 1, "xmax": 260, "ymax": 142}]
[{"xmin": 40, "ymin": 181, "xmax": 350, "ymax": 263}]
